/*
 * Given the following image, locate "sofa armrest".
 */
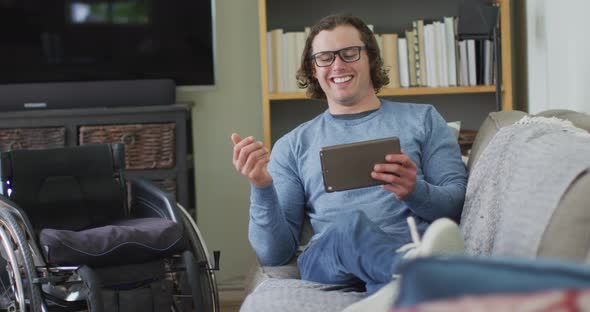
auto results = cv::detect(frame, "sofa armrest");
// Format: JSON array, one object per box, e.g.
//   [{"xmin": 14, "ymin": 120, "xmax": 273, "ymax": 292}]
[
  {"xmin": 467, "ymin": 110, "xmax": 527, "ymax": 170},
  {"xmin": 243, "ymin": 207, "xmax": 312, "ymax": 295},
  {"xmin": 244, "ymin": 256, "xmax": 300, "ymax": 295},
  {"xmin": 535, "ymin": 109, "xmax": 590, "ymax": 132}
]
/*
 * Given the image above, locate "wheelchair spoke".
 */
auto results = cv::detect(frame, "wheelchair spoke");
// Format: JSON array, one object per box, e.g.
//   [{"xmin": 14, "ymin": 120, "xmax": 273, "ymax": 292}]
[
  {"xmin": 0, "ymin": 223, "xmax": 25, "ymax": 311},
  {"xmin": 0, "ymin": 210, "xmax": 42, "ymax": 312}
]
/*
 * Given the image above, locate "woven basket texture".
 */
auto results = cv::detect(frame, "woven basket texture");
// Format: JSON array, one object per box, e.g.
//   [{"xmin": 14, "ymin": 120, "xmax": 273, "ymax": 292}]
[
  {"xmin": 79, "ymin": 123, "xmax": 175, "ymax": 169},
  {"xmin": 0, "ymin": 127, "xmax": 66, "ymax": 152}
]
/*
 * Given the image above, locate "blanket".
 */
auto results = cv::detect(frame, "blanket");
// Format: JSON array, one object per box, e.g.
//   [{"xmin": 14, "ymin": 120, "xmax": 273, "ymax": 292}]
[{"xmin": 461, "ymin": 116, "xmax": 590, "ymax": 257}]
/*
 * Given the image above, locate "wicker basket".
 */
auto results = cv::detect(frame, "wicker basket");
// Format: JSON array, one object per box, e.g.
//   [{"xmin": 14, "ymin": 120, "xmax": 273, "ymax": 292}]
[
  {"xmin": 0, "ymin": 127, "xmax": 66, "ymax": 152},
  {"xmin": 79, "ymin": 123, "xmax": 175, "ymax": 170}
]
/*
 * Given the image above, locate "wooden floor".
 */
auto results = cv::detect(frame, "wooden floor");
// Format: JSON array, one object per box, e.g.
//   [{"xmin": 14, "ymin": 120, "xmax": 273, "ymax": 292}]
[
  {"xmin": 220, "ymin": 301, "xmax": 242, "ymax": 312},
  {"xmin": 219, "ymin": 289, "xmax": 244, "ymax": 312}
]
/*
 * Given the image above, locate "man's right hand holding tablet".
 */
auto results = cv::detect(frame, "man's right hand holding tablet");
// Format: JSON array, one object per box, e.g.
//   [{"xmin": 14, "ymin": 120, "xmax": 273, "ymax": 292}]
[{"xmin": 231, "ymin": 133, "xmax": 272, "ymax": 188}]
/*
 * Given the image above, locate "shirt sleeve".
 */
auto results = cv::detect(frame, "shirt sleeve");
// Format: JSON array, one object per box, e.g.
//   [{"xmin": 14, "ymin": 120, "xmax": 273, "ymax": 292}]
[
  {"xmin": 248, "ymin": 137, "xmax": 306, "ymax": 266},
  {"xmin": 404, "ymin": 106, "xmax": 468, "ymax": 222}
]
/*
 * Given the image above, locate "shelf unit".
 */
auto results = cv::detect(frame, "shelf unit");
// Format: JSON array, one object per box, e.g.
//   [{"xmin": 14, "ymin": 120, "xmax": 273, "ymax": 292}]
[
  {"xmin": 0, "ymin": 105, "xmax": 194, "ymax": 212},
  {"xmin": 258, "ymin": 0, "xmax": 513, "ymax": 147}
]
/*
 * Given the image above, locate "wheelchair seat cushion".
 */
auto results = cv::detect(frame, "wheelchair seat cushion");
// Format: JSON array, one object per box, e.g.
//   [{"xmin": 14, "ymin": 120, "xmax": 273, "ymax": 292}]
[{"xmin": 39, "ymin": 218, "xmax": 186, "ymax": 267}]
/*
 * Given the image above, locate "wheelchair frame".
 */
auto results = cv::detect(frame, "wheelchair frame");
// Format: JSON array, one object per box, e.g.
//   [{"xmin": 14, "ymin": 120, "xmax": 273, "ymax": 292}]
[{"xmin": 0, "ymin": 163, "xmax": 219, "ymax": 312}]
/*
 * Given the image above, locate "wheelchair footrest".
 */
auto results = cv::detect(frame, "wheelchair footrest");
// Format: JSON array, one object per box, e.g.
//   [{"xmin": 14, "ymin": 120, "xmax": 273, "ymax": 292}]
[
  {"xmin": 79, "ymin": 260, "xmax": 175, "ymax": 312},
  {"xmin": 102, "ymin": 278, "xmax": 174, "ymax": 312}
]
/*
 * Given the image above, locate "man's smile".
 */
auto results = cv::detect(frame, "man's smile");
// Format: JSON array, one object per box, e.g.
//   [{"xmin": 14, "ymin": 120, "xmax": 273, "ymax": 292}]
[{"xmin": 331, "ymin": 75, "xmax": 353, "ymax": 84}]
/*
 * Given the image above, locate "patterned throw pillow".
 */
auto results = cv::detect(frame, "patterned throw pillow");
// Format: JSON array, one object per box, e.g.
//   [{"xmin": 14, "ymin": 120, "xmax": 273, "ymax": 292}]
[
  {"xmin": 393, "ymin": 256, "xmax": 590, "ymax": 308},
  {"xmin": 392, "ymin": 288, "xmax": 590, "ymax": 312}
]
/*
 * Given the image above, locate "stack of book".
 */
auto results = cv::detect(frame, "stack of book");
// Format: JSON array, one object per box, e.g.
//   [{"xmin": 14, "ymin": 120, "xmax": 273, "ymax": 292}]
[
  {"xmin": 266, "ymin": 16, "xmax": 496, "ymax": 93},
  {"xmin": 266, "ymin": 28, "xmax": 309, "ymax": 93}
]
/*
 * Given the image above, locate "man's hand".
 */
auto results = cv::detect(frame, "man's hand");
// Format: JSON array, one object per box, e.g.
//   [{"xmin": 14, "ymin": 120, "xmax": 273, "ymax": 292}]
[
  {"xmin": 371, "ymin": 152, "xmax": 417, "ymax": 199},
  {"xmin": 231, "ymin": 133, "xmax": 272, "ymax": 188}
]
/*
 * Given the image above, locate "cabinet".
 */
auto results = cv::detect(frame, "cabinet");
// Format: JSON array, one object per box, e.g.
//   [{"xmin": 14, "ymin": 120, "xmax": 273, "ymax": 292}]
[
  {"xmin": 258, "ymin": 0, "xmax": 513, "ymax": 147},
  {"xmin": 0, "ymin": 104, "xmax": 194, "ymax": 211}
]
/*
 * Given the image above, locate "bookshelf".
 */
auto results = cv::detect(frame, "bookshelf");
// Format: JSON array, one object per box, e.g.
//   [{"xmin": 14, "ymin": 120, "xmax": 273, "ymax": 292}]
[{"xmin": 258, "ymin": 0, "xmax": 513, "ymax": 147}]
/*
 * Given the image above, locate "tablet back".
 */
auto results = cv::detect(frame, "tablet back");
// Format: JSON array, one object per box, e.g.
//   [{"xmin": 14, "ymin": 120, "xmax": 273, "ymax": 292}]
[{"xmin": 319, "ymin": 137, "xmax": 400, "ymax": 192}]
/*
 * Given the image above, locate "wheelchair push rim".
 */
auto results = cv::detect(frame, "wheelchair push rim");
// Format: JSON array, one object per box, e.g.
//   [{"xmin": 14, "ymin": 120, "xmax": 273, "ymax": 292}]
[{"xmin": 177, "ymin": 203, "xmax": 220, "ymax": 312}]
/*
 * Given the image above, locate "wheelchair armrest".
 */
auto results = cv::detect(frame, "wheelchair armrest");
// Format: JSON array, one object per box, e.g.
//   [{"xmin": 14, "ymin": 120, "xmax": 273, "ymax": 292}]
[{"xmin": 127, "ymin": 177, "xmax": 182, "ymax": 225}]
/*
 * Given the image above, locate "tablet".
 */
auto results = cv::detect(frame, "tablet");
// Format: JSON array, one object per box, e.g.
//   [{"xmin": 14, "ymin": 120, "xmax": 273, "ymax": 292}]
[{"xmin": 319, "ymin": 137, "xmax": 401, "ymax": 192}]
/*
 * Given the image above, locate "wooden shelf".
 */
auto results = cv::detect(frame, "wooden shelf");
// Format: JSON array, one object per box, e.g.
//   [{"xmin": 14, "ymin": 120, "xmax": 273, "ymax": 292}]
[
  {"xmin": 259, "ymin": 0, "xmax": 513, "ymax": 147},
  {"xmin": 269, "ymin": 85, "xmax": 496, "ymax": 100},
  {"xmin": 379, "ymin": 85, "xmax": 496, "ymax": 96}
]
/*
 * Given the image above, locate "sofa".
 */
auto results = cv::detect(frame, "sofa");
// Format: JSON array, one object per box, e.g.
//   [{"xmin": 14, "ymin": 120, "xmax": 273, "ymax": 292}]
[{"xmin": 240, "ymin": 109, "xmax": 590, "ymax": 312}]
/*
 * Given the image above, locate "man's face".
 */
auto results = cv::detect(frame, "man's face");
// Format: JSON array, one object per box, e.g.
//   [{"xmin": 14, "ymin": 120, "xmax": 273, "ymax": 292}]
[{"xmin": 311, "ymin": 25, "xmax": 373, "ymax": 107}]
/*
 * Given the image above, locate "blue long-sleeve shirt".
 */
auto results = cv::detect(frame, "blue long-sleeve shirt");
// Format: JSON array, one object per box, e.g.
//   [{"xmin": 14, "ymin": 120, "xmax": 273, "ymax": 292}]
[{"xmin": 249, "ymin": 100, "xmax": 468, "ymax": 266}]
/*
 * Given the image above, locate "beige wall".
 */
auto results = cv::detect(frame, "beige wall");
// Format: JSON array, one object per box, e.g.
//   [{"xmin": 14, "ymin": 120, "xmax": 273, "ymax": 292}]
[{"xmin": 177, "ymin": 0, "xmax": 261, "ymax": 289}]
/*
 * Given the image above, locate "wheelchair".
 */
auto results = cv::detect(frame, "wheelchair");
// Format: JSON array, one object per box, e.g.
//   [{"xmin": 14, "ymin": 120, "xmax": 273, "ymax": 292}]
[{"xmin": 0, "ymin": 143, "xmax": 219, "ymax": 311}]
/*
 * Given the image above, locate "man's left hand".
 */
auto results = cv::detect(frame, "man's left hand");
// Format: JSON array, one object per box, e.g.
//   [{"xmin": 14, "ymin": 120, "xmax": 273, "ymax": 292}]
[{"xmin": 371, "ymin": 152, "xmax": 417, "ymax": 199}]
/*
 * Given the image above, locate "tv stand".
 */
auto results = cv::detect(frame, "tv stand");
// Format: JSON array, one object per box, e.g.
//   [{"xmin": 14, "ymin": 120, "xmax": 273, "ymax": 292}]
[{"xmin": 0, "ymin": 104, "xmax": 194, "ymax": 213}]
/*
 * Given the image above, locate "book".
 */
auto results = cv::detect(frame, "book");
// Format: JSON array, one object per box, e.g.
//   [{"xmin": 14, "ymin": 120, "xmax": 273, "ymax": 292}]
[
  {"xmin": 381, "ymin": 33, "xmax": 400, "ymax": 88},
  {"xmin": 424, "ymin": 24, "xmax": 436, "ymax": 87},
  {"xmin": 476, "ymin": 39, "xmax": 485, "ymax": 85},
  {"xmin": 435, "ymin": 21, "xmax": 448, "ymax": 87},
  {"xmin": 283, "ymin": 32, "xmax": 297, "ymax": 92},
  {"xmin": 405, "ymin": 30, "xmax": 418, "ymax": 86},
  {"xmin": 267, "ymin": 31, "xmax": 273, "ymax": 92},
  {"xmin": 294, "ymin": 32, "xmax": 306, "ymax": 92},
  {"xmin": 374, "ymin": 34, "xmax": 383, "ymax": 56},
  {"xmin": 415, "ymin": 19, "xmax": 428, "ymax": 87},
  {"xmin": 484, "ymin": 39, "xmax": 494, "ymax": 85},
  {"xmin": 458, "ymin": 40, "xmax": 469, "ymax": 86},
  {"xmin": 398, "ymin": 37, "xmax": 409, "ymax": 87},
  {"xmin": 467, "ymin": 39, "xmax": 477, "ymax": 86},
  {"xmin": 270, "ymin": 29, "xmax": 283, "ymax": 93},
  {"xmin": 444, "ymin": 17, "xmax": 457, "ymax": 86}
]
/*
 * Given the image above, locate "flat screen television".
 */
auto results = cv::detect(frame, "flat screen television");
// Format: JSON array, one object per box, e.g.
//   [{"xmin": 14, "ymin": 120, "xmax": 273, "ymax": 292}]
[{"xmin": 0, "ymin": 0, "xmax": 215, "ymax": 111}]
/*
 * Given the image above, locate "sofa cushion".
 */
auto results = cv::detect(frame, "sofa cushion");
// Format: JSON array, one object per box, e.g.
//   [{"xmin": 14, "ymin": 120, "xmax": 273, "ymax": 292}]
[
  {"xmin": 241, "ymin": 278, "xmax": 365, "ymax": 312},
  {"xmin": 446, "ymin": 121, "xmax": 461, "ymax": 139},
  {"xmin": 393, "ymin": 256, "xmax": 590, "ymax": 308},
  {"xmin": 244, "ymin": 257, "xmax": 300, "ymax": 294}
]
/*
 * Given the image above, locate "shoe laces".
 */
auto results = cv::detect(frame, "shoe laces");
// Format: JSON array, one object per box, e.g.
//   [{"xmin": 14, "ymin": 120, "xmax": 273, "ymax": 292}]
[
  {"xmin": 392, "ymin": 217, "xmax": 424, "ymax": 279},
  {"xmin": 395, "ymin": 217, "xmax": 422, "ymax": 254},
  {"xmin": 407, "ymin": 216, "xmax": 421, "ymax": 245}
]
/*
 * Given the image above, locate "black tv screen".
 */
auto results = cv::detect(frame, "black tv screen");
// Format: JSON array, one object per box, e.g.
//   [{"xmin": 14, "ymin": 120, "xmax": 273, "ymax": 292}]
[{"xmin": 0, "ymin": 0, "xmax": 215, "ymax": 86}]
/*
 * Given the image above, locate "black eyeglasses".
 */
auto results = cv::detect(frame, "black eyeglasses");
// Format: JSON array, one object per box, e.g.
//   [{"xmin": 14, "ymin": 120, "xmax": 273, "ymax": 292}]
[{"xmin": 310, "ymin": 46, "xmax": 367, "ymax": 67}]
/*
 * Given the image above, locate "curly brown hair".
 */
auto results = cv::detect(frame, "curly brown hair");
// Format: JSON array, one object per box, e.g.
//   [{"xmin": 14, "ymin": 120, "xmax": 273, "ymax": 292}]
[{"xmin": 296, "ymin": 14, "xmax": 389, "ymax": 100}]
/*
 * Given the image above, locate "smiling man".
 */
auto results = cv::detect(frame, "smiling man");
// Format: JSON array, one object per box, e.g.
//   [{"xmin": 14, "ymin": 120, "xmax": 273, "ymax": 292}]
[{"xmin": 231, "ymin": 14, "xmax": 468, "ymax": 295}]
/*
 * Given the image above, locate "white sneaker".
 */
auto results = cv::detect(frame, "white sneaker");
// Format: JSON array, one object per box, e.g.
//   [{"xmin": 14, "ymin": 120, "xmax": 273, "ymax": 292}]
[
  {"xmin": 398, "ymin": 217, "xmax": 464, "ymax": 259},
  {"xmin": 344, "ymin": 218, "xmax": 463, "ymax": 312}
]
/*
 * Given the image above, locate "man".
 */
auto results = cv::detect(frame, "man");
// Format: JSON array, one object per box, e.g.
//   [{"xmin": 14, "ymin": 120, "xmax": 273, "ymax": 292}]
[{"xmin": 231, "ymin": 14, "xmax": 467, "ymax": 294}]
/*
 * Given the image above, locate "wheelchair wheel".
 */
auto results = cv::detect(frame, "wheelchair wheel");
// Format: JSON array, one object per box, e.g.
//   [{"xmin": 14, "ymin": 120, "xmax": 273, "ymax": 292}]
[
  {"xmin": 176, "ymin": 204, "xmax": 219, "ymax": 312},
  {"xmin": 0, "ymin": 208, "xmax": 42, "ymax": 312}
]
